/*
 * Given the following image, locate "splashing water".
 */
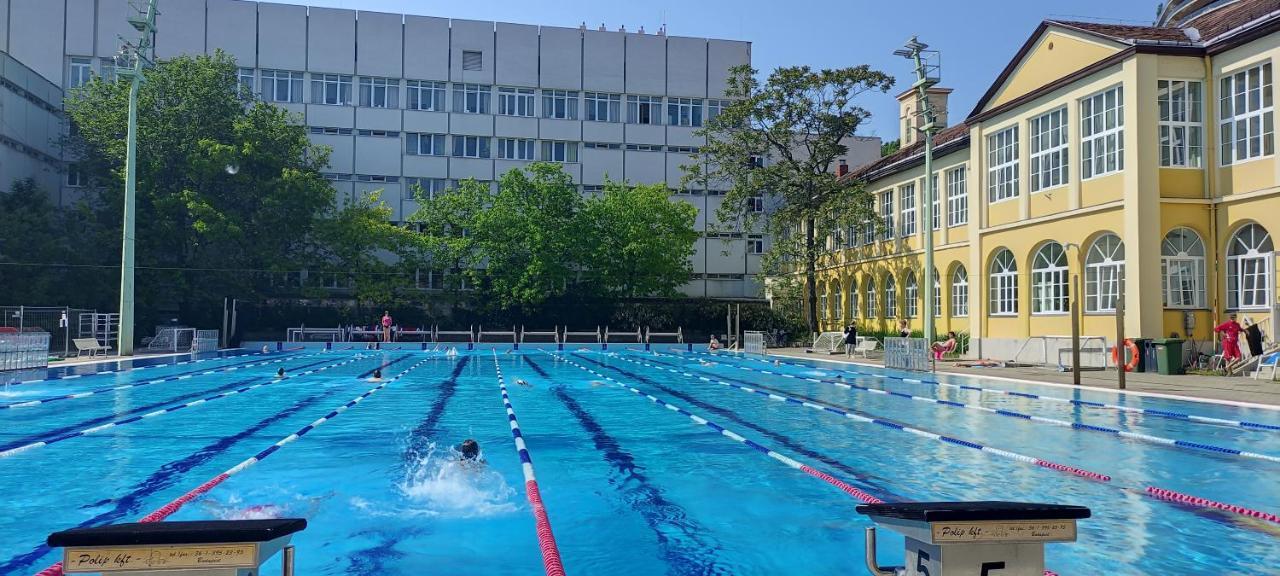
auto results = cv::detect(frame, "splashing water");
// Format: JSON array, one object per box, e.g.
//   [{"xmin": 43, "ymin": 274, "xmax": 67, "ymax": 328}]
[{"xmin": 391, "ymin": 443, "xmax": 517, "ymax": 519}]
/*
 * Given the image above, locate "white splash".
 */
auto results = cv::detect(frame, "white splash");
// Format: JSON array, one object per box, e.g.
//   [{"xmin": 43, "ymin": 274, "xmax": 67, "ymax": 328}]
[{"xmin": 391, "ymin": 443, "xmax": 517, "ymax": 519}]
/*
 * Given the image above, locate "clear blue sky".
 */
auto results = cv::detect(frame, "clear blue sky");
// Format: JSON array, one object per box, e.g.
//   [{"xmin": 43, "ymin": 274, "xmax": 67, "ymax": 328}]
[{"xmin": 283, "ymin": 0, "xmax": 1159, "ymax": 141}]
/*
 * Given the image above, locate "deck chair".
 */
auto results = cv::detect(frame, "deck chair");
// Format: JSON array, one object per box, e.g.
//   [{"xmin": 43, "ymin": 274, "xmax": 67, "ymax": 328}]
[
  {"xmin": 853, "ymin": 338, "xmax": 880, "ymax": 358},
  {"xmin": 1254, "ymin": 351, "xmax": 1280, "ymax": 380},
  {"xmin": 74, "ymin": 338, "xmax": 111, "ymax": 357}
]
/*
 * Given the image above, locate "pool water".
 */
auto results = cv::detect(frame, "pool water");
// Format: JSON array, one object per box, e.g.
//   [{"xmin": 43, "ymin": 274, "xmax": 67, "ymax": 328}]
[{"xmin": 1, "ymin": 347, "xmax": 1278, "ymax": 575}]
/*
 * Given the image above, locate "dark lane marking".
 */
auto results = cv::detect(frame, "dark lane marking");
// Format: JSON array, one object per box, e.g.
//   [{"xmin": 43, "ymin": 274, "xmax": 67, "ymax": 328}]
[
  {"xmin": 358, "ymin": 354, "xmax": 413, "ymax": 379},
  {"xmin": 402, "ymin": 356, "xmax": 471, "ymax": 463},
  {"xmin": 572, "ymin": 354, "xmax": 907, "ymax": 501},
  {"xmin": 524, "ymin": 357, "xmax": 727, "ymax": 575}
]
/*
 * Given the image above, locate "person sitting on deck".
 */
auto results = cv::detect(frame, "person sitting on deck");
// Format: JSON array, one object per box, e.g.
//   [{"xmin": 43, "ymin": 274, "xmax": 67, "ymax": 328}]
[
  {"xmin": 931, "ymin": 331, "xmax": 958, "ymax": 360},
  {"xmin": 708, "ymin": 336, "xmax": 722, "ymax": 351}
]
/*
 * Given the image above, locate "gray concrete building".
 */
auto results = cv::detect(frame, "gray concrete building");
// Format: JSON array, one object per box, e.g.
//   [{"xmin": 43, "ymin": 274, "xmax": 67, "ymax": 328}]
[
  {"xmin": 0, "ymin": 0, "xmax": 879, "ymax": 298},
  {"xmin": 0, "ymin": 49, "xmax": 63, "ymax": 198}
]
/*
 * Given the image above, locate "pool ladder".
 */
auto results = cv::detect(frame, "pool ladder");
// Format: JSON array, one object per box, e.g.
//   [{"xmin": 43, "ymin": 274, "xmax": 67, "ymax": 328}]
[{"xmin": 863, "ymin": 527, "xmax": 906, "ymax": 576}]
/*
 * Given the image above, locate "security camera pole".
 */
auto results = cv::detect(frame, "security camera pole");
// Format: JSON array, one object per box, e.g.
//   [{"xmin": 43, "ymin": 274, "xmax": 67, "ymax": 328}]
[{"xmin": 894, "ymin": 37, "xmax": 941, "ymax": 344}]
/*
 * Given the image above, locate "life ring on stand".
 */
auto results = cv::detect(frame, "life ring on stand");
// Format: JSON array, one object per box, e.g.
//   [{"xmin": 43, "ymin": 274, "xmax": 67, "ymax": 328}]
[{"xmin": 1110, "ymin": 339, "xmax": 1140, "ymax": 372}]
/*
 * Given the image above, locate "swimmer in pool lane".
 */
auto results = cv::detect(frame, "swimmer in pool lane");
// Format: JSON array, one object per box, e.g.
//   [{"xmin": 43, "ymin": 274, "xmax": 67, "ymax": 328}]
[
  {"xmin": 369, "ymin": 368, "xmax": 383, "ymax": 381},
  {"xmin": 516, "ymin": 378, "xmax": 532, "ymax": 388},
  {"xmin": 458, "ymin": 439, "xmax": 484, "ymax": 468},
  {"xmin": 276, "ymin": 368, "xmax": 285, "ymax": 378}
]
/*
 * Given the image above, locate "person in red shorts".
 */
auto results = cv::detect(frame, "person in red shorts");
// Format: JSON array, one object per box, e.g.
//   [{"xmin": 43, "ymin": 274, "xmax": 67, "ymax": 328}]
[{"xmin": 1215, "ymin": 313, "xmax": 1244, "ymax": 363}]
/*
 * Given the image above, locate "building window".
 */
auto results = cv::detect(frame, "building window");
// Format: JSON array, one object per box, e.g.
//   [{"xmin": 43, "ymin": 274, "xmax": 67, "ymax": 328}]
[
  {"xmin": 407, "ymin": 133, "xmax": 446, "ymax": 156},
  {"xmin": 930, "ymin": 174, "xmax": 940, "ymax": 231},
  {"xmin": 407, "ymin": 80, "xmax": 446, "ymax": 112},
  {"xmin": 946, "ymin": 166, "xmax": 967, "ymax": 227},
  {"xmin": 1086, "ymin": 234, "xmax": 1126, "ymax": 313},
  {"xmin": 1226, "ymin": 223, "xmax": 1274, "ymax": 310},
  {"xmin": 667, "ymin": 97, "xmax": 703, "ymax": 127},
  {"xmin": 862, "ymin": 198, "xmax": 876, "ymax": 245},
  {"xmin": 462, "ymin": 50, "xmax": 483, "ymax": 71},
  {"xmin": 1032, "ymin": 242, "xmax": 1069, "ymax": 314},
  {"xmin": 452, "ymin": 135, "xmax": 490, "ymax": 159},
  {"xmin": 990, "ymin": 249, "xmax": 1018, "ymax": 316},
  {"xmin": 498, "ymin": 138, "xmax": 535, "ymax": 160},
  {"xmin": 866, "ymin": 278, "xmax": 878, "ymax": 318},
  {"xmin": 627, "ymin": 95, "xmax": 663, "ymax": 125},
  {"xmin": 237, "ymin": 67, "xmax": 255, "ymax": 93},
  {"xmin": 748, "ymin": 235, "xmax": 764, "ymax": 254},
  {"xmin": 1159, "ymin": 80, "xmax": 1202, "ymax": 167},
  {"xmin": 1162, "ymin": 227, "xmax": 1206, "ymax": 309},
  {"xmin": 904, "ymin": 271, "xmax": 919, "ymax": 318},
  {"xmin": 542, "ymin": 90, "xmax": 579, "ymax": 120},
  {"xmin": 68, "ymin": 57, "xmax": 93, "ymax": 89},
  {"xmin": 260, "ymin": 70, "xmax": 303, "ymax": 103},
  {"xmin": 884, "ymin": 275, "xmax": 898, "ymax": 319},
  {"xmin": 585, "ymin": 92, "xmax": 621, "ymax": 122},
  {"xmin": 497, "ymin": 87, "xmax": 535, "ymax": 117},
  {"xmin": 311, "ymin": 74, "xmax": 353, "ymax": 105},
  {"xmin": 932, "ymin": 269, "xmax": 941, "ymax": 318},
  {"xmin": 832, "ymin": 284, "xmax": 843, "ymax": 320},
  {"xmin": 987, "ymin": 126, "xmax": 1019, "ymax": 202},
  {"xmin": 707, "ymin": 99, "xmax": 731, "ymax": 122},
  {"xmin": 1081, "ymin": 86, "xmax": 1125, "ymax": 179},
  {"xmin": 66, "ymin": 165, "xmax": 87, "ymax": 187},
  {"xmin": 951, "ymin": 266, "xmax": 968, "ymax": 317},
  {"xmin": 899, "ymin": 183, "xmax": 916, "ymax": 237},
  {"xmin": 818, "ymin": 286, "xmax": 828, "ymax": 321},
  {"xmin": 1029, "ymin": 107, "xmax": 1069, "ymax": 191},
  {"xmin": 98, "ymin": 57, "xmax": 117, "ymax": 81},
  {"xmin": 850, "ymin": 280, "xmax": 860, "ymax": 318},
  {"xmin": 453, "ymin": 84, "xmax": 491, "ymax": 114},
  {"xmin": 359, "ymin": 77, "xmax": 399, "ymax": 109},
  {"xmin": 541, "ymin": 141, "xmax": 579, "ymax": 163},
  {"xmin": 1220, "ymin": 63, "xmax": 1274, "ymax": 165},
  {"xmin": 880, "ymin": 191, "xmax": 894, "ymax": 240},
  {"xmin": 357, "ymin": 129, "xmax": 398, "ymax": 138},
  {"xmin": 747, "ymin": 196, "xmax": 764, "ymax": 213},
  {"xmin": 408, "ymin": 178, "xmax": 451, "ymax": 200}
]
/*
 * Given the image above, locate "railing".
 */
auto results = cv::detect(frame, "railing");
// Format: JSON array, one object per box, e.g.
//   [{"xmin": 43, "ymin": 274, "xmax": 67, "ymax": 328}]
[
  {"xmin": 884, "ymin": 337, "xmax": 930, "ymax": 372},
  {"xmin": 644, "ymin": 327, "xmax": 683, "ymax": 343},
  {"xmin": 193, "ymin": 330, "xmax": 220, "ymax": 352},
  {"xmin": 0, "ymin": 331, "xmax": 51, "ymax": 371},
  {"xmin": 743, "ymin": 331, "xmax": 766, "ymax": 355}
]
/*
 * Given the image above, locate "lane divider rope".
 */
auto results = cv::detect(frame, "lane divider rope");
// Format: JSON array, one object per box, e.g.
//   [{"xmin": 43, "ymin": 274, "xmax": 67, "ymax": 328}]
[
  {"xmin": 493, "ymin": 352, "xmax": 567, "ymax": 576},
  {"xmin": 17, "ymin": 350, "xmax": 274, "ymax": 385},
  {"xmin": 697, "ymin": 350, "xmax": 1280, "ymax": 432},
  {"xmin": 0, "ymin": 355, "xmax": 375, "ymax": 459},
  {"xmin": 675, "ymin": 351, "xmax": 1280, "ymax": 464},
  {"xmin": 1, "ymin": 353, "xmax": 319, "ymax": 410},
  {"xmin": 620, "ymin": 354, "xmax": 1110, "ymax": 482},
  {"xmin": 32, "ymin": 353, "xmax": 434, "ymax": 576}
]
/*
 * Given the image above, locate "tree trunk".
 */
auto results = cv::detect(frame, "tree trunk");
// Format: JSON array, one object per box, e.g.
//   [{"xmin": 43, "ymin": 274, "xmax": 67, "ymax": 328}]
[{"xmin": 804, "ymin": 217, "xmax": 818, "ymax": 336}]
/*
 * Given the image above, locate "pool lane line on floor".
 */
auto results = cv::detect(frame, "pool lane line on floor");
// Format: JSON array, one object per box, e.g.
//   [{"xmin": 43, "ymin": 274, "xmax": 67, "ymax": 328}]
[
  {"xmin": 401, "ymin": 355, "xmax": 471, "ymax": 466},
  {"xmin": 693, "ymin": 350, "xmax": 1280, "ymax": 432},
  {"xmin": 17, "ymin": 349, "xmax": 269, "ymax": 385},
  {"xmin": 0, "ymin": 354, "xmax": 382, "ymax": 459},
  {"xmin": 674, "ymin": 351, "xmax": 1280, "ymax": 463},
  {"xmin": 623, "ymin": 355, "xmax": 1112, "ymax": 483},
  {"xmin": 521, "ymin": 356, "xmax": 727, "ymax": 574},
  {"xmin": 0, "ymin": 352, "xmax": 319, "ymax": 410},
  {"xmin": 492, "ymin": 352, "xmax": 567, "ymax": 576},
  {"xmin": 565, "ymin": 353, "xmax": 907, "ymax": 500},
  {"xmin": 31, "ymin": 354, "xmax": 434, "ymax": 576},
  {"xmin": 641, "ymin": 354, "xmax": 1280, "ymax": 528}
]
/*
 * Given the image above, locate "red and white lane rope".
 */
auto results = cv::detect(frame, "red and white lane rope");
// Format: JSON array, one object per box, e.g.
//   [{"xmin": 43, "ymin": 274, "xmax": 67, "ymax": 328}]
[{"xmin": 492, "ymin": 352, "xmax": 567, "ymax": 576}]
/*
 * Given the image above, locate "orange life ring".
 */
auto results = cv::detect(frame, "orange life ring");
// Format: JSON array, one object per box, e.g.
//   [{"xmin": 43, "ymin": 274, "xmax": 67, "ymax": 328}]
[{"xmin": 1110, "ymin": 339, "xmax": 1141, "ymax": 372}]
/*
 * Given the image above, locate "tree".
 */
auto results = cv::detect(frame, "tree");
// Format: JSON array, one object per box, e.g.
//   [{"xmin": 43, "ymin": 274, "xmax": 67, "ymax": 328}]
[
  {"xmin": 880, "ymin": 139, "xmax": 901, "ymax": 157},
  {"xmin": 579, "ymin": 180, "xmax": 698, "ymax": 298},
  {"xmin": 0, "ymin": 179, "xmax": 113, "ymax": 306},
  {"xmin": 684, "ymin": 64, "xmax": 893, "ymax": 334}
]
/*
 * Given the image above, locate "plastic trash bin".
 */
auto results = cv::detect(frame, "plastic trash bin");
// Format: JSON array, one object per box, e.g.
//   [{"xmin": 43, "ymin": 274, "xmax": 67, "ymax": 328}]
[
  {"xmin": 1152, "ymin": 338, "xmax": 1185, "ymax": 375},
  {"xmin": 1137, "ymin": 338, "xmax": 1158, "ymax": 373}
]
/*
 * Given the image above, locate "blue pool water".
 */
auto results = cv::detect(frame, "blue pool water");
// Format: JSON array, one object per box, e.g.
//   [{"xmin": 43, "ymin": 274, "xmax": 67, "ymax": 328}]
[{"xmin": 1, "ymin": 347, "xmax": 1278, "ymax": 575}]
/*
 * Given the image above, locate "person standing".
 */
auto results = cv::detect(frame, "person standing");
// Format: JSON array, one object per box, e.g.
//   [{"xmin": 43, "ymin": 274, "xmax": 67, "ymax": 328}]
[
  {"xmin": 897, "ymin": 319, "xmax": 911, "ymax": 338},
  {"xmin": 381, "ymin": 310, "xmax": 393, "ymax": 343},
  {"xmin": 1215, "ymin": 314, "xmax": 1244, "ymax": 364},
  {"xmin": 843, "ymin": 325, "xmax": 858, "ymax": 357}
]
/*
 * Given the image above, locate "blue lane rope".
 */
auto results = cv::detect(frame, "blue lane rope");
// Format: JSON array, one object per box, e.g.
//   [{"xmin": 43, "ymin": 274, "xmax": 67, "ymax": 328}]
[{"xmin": 14, "ymin": 349, "xmax": 288, "ymax": 386}]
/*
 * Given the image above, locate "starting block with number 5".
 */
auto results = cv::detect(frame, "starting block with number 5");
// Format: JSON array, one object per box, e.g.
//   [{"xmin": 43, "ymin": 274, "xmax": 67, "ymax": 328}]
[
  {"xmin": 47, "ymin": 518, "xmax": 306, "ymax": 576},
  {"xmin": 857, "ymin": 501, "xmax": 1090, "ymax": 576}
]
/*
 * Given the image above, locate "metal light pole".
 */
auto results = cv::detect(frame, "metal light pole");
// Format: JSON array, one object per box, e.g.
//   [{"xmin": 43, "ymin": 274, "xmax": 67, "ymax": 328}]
[
  {"xmin": 894, "ymin": 37, "xmax": 942, "ymax": 343},
  {"xmin": 115, "ymin": 0, "xmax": 159, "ymax": 356}
]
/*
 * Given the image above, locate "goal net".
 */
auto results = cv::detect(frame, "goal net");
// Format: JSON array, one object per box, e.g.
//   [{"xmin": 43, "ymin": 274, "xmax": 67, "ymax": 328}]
[
  {"xmin": 809, "ymin": 331, "xmax": 847, "ymax": 354},
  {"xmin": 148, "ymin": 327, "xmax": 196, "ymax": 352}
]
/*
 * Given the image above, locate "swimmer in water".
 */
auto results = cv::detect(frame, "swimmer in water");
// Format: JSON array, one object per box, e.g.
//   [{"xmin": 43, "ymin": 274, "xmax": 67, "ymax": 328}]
[
  {"xmin": 458, "ymin": 439, "xmax": 484, "ymax": 468},
  {"xmin": 369, "ymin": 368, "xmax": 383, "ymax": 381},
  {"xmin": 261, "ymin": 345, "xmax": 270, "ymax": 354},
  {"xmin": 516, "ymin": 378, "xmax": 532, "ymax": 388},
  {"xmin": 590, "ymin": 380, "xmax": 605, "ymax": 388},
  {"xmin": 276, "ymin": 368, "xmax": 285, "ymax": 378}
]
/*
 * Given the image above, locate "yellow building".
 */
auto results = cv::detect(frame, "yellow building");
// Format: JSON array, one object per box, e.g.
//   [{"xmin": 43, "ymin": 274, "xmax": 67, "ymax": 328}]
[{"xmin": 817, "ymin": 0, "xmax": 1280, "ymax": 361}]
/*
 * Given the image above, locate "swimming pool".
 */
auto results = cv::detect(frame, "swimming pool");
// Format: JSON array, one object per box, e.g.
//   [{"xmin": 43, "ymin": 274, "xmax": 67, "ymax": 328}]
[{"xmin": 1, "ymin": 347, "xmax": 1277, "ymax": 575}]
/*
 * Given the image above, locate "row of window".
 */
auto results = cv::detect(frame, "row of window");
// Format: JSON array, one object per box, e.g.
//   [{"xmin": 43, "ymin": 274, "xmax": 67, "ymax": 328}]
[
  {"xmin": 820, "ymin": 268, "xmax": 966, "ymax": 320},
  {"xmin": 308, "ymin": 126, "xmax": 702, "ymax": 156},
  {"xmin": 848, "ymin": 166, "xmax": 968, "ymax": 247},
  {"xmin": 821, "ymin": 224, "xmax": 1275, "ymax": 319}
]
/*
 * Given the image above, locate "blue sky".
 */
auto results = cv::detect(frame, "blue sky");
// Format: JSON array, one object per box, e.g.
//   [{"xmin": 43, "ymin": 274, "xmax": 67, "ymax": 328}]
[{"xmin": 284, "ymin": 0, "xmax": 1158, "ymax": 141}]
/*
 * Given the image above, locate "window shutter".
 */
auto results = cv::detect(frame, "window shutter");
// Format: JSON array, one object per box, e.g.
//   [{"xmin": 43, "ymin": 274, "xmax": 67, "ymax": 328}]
[{"xmin": 462, "ymin": 51, "xmax": 482, "ymax": 71}]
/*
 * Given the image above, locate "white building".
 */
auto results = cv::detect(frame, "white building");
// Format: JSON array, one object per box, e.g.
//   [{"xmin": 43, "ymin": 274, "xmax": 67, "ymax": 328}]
[
  {"xmin": 2, "ymin": 0, "xmax": 880, "ymax": 298},
  {"xmin": 0, "ymin": 50, "xmax": 63, "ymax": 198}
]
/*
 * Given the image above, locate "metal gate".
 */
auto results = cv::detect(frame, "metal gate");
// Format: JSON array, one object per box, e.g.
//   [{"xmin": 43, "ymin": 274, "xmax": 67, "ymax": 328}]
[
  {"xmin": 744, "ymin": 331, "xmax": 766, "ymax": 355},
  {"xmin": 0, "ymin": 331, "xmax": 51, "ymax": 371},
  {"xmin": 885, "ymin": 337, "xmax": 931, "ymax": 372}
]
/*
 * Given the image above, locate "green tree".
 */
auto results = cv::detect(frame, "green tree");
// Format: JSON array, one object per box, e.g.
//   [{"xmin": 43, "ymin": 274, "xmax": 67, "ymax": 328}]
[
  {"xmin": 0, "ymin": 179, "xmax": 112, "ymax": 306},
  {"xmin": 684, "ymin": 64, "xmax": 893, "ymax": 334},
  {"xmin": 880, "ymin": 139, "xmax": 901, "ymax": 157},
  {"xmin": 580, "ymin": 180, "xmax": 698, "ymax": 298}
]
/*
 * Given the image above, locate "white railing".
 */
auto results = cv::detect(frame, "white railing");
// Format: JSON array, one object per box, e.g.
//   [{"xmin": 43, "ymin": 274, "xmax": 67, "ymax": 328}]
[
  {"xmin": 0, "ymin": 331, "xmax": 51, "ymax": 371},
  {"xmin": 193, "ymin": 330, "xmax": 220, "ymax": 352},
  {"xmin": 884, "ymin": 337, "xmax": 930, "ymax": 372},
  {"xmin": 744, "ymin": 331, "xmax": 766, "ymax": 355}
]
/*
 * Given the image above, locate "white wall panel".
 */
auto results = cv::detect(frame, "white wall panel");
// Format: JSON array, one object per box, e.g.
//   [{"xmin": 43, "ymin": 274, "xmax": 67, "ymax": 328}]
[
  {"xmin": 404, "ymin": 15, "xmax": 448, "ymax": 81},
  {"xmin": 583, "ymin": 30, "xmax": 622, "ymax": 92},
  {"xmin": 307, "ymin": 7, "xmax": 355, "ymax": 73},
  {"xmin": 206, "ymin": 0, "xmax": 256, "ymax": 66},
  {"xmin": 256, "ymin": 2, "xmax": 306, "ymax": 70},
  {"xmin": 356, "ymin": 11, "xmax": 403, "ymax": 77},
  {"xmin": 449, "ymin": 18, "xmax": 493, "ymax": 84},
  {"xmin": 494, "ymin": 22, "xmax": 536, "ymax": 87},
  {"xmin": 625, "ymin": 33, "xmax": 664, "ymax": 95},
  {"xmin": 156, "ymin": 0, "xmax": 206, "ymax": 59},
  {"xmin": 666, "ymin": 36, "xmax": 706, "ymax": 98},
  {"xmin": 539, "ymin": 26, "xmax": 581, "ymax": 90},
  {"xmin": 10, "ymin": 0, "xmax": 65, "ymax": 83}
]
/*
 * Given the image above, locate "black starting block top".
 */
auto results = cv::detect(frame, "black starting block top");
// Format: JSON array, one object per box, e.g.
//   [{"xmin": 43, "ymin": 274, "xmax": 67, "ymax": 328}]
[
  {"xmin": 855, "ymin": 501, "xmax": 1091, "ymax": 522},
  {"xmin": 49, "ymin": 519, "xmax": 307, "ymax": 548}
]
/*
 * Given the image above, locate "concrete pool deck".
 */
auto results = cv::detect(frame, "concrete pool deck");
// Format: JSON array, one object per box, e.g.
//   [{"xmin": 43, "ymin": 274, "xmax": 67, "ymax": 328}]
[{"xmin": 766, "ymin": 347, "xmax": 1280, "ymax": 409}]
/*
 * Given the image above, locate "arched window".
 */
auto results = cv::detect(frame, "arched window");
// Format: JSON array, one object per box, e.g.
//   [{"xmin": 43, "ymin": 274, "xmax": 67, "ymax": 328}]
[
  {"xmin": 884, "ymin": 274, "xmax": 898, "ymax": 319},
  {"xmin": 1032, "ymin": 243, "xmax": 1069, "ymax": 314},
  {"xmin": 990, "ymin": 249, "xmax": 1018, "ymax": 315},
  {"xmin": 1162, "ymin": 227, "xmax": 1205, "ymax": 309},
  {"xmin": 1086, "ymin": 234, "xmax": 1125, "ymax": 312},
  {"xmin": 905, "ymin": 271, "xmax": 919, "ymax": 318},
  {"xmin": 865, "ymin": 278, "xmax": 878, "ymax": 318},
  {"xmin": 832, "ymin": 283, "xmax": 843, "ymax": 320},
  {"xmin": 951, "ymin": 266, "xmax": 969, "ymax": 316},
  {"xmin": 850, "ymin": 279, "xmax": 859, "ymax": 318},
  {"xmin": 1227, "ymin": 223, "xmax": 1274, "ymax": 310},
  {"xmin": 817, "ymin": 283, "xmax": 828, "ymax": 320},
  {"xmin": 933, "ymin": 269, "xmax": 942, "ymax": 318}
]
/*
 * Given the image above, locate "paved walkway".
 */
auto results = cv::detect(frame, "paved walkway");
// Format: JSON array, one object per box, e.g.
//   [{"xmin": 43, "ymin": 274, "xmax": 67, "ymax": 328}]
[{"xmin": 768, "ymin": 347, "xmax": 1280, "ymax": 408}]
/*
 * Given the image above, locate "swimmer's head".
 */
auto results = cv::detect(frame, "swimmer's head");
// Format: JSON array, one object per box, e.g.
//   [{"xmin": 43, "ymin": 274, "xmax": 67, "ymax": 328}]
[
  {"xmin": 373, "ymin": 369, "xmax": 382, "ymax": 379},
  {"xmin": 276, "ymin": 368, "xmax": 285, "ymax": 377},
  {"xmin": 459, "ymin": 439, "xmax": 480, "ymax": 461}
]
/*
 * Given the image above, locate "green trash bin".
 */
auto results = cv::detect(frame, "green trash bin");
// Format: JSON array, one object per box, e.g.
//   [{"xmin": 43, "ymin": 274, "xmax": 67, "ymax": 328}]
[{"xmin": 1152, "ymin": 338, "xmax": 1185, "ymax": 375}]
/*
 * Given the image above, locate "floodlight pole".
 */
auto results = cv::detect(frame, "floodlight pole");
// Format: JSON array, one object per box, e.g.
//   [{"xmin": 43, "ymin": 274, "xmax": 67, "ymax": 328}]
[
  {"xmin": 116, "ymin": 0, "xmax": 158, "ymax": 356},
  {"xmin": 898, "ymin": 36, "xmax": 941, "ymax": 344}
]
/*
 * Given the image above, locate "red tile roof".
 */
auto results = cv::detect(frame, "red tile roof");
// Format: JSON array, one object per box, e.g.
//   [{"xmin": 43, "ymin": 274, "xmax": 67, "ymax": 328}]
[
  {"xmin": 1186, "ymin": 0, "xmax": 1280, "ymax": 41},
  {"xmin": 846, "ymin": 124, "xmax": 969, "ymax": 182},
  {"xmin": 1049, "ymin": 21, "xmax": 1193, "ymax": 43}
]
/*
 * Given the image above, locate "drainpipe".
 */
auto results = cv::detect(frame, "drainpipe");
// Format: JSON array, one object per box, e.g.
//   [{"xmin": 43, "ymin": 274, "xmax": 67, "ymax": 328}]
[{"xmin": 1205, "ymin": 53, "xmax": 1220, "ymax": 349}]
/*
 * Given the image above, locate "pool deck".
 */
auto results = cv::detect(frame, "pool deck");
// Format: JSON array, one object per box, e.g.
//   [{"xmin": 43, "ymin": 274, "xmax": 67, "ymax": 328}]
[{"xmin": 767, "ymin": 347, "xmax": 1280, "ymax": 409}]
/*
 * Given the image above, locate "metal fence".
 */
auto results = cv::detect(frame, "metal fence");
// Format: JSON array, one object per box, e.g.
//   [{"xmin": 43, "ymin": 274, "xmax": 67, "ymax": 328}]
[
  {"xmin": 1, "ymin": 306, "xmax": 98, "ymax": 358},
  {"xmin": 884, "ymin": 337, "xmax": 931, "ymax": 372},
  {"xmin": 0, "ymin": 331, "xmax": 51, "ymax": 371},
  {"xmin": 744, "ymin": 331, "xmax": 766, "ymax": 355},
  {"xmin": 193, "ymin": 330, "xmax": 220, "ymax": 352}
]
